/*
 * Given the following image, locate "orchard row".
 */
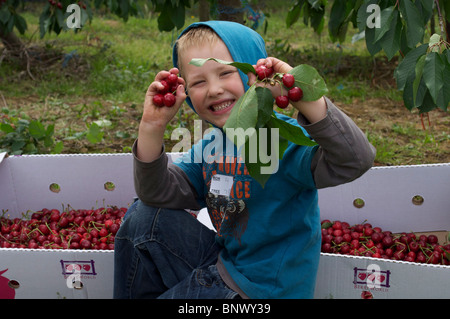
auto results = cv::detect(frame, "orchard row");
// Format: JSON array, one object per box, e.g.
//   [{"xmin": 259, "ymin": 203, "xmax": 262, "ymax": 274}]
[
  {"xmin": 321, "ymin": 220, "xmax": 450, "ymax": 265},
  {"xmin": 0, "ymin": 207, "xmax": 127, "ymax": 250}
]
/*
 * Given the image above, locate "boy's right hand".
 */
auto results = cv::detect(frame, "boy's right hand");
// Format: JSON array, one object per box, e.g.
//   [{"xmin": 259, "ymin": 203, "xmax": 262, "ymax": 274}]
[
  {"xmin": 141, "ymin": 68, "xmax": 186, "ymax": 130},
  {"xmin": 136, "ymin": 68, "xmax": 186, "ymax": 163}
]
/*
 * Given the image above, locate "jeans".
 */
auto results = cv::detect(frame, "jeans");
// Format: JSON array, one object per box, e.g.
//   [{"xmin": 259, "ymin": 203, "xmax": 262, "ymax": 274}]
[{"xmin": 113, "ymin": 200, "xmax": 240, "ymax": 299}]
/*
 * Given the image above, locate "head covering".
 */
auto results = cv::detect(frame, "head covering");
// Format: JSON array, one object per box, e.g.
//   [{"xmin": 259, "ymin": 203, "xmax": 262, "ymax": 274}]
[{"xmin": 172, "ymin": 20, "xmax": 268, "ymax": 112}]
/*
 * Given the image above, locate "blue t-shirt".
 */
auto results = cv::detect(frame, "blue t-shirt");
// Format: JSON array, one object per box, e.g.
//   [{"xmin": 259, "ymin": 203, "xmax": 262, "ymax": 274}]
[{"xmin": 173, "ymin": 21, "xmax": 322, "ymax": 298}]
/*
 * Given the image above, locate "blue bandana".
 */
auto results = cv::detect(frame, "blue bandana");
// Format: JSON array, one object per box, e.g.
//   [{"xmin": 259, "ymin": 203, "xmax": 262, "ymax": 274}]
[{"xmin": 172, "ymin": 20, "xmax": 268, "ymax": 112}]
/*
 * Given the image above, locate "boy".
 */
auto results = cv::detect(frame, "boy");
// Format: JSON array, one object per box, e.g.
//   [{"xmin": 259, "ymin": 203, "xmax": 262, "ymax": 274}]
[{"xmin": 113, "ymin": 20, "xmax": 376, "ymax": 299}]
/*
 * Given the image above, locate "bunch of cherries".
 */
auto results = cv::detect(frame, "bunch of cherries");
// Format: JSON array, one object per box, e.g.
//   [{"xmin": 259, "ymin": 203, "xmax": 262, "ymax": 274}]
[
  {"xmin": 321, "ymin": 219, "xmax": 450, "ymax": 265},
  {"xmin": 0, "ymin": 207, "xmax": 126, "ymax": 250},
  {"xmin": 152, "ymin": 73, "xmax": 179, "ymax": 107},
  {"xmin": 255, "ymin": 65, "xmax": 304, "ymax": 109}
]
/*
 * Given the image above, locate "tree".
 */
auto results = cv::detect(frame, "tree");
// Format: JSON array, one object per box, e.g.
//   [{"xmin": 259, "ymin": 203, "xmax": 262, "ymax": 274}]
[{"xmin": 286, "ymin": 0, "xmax": 449, "ymax": 114}]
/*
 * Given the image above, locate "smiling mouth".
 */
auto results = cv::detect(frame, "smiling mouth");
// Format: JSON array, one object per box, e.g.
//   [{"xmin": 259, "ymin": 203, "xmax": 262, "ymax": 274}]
[{"xmin": 210, "ymin": 100, "xmax": 234, "ymax": 113}]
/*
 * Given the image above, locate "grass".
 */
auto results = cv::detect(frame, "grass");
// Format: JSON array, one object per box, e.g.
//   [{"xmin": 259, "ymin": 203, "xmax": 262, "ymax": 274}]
[{"xmin": 0, "ymin": 2, "xmax": 448, "ymax": 164}]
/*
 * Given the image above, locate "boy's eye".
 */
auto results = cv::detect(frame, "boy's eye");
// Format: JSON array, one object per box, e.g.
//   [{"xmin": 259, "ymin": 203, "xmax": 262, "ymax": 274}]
[
  {"xmin": 191, "ymin": 80, "xmax": 205, "ymax": 87},
  {"xmin": 221, "ymin": 70, "xmax": 235, "ymax": 77}
]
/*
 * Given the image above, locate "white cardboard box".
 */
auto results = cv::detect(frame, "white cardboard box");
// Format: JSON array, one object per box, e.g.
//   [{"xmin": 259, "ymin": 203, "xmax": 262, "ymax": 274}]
[{"xmin": 0, "ymin": 153, "xmax": 449, "ymax": 299}]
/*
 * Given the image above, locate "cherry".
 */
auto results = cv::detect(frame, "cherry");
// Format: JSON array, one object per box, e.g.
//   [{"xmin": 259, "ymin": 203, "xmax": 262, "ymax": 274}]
[
  {"xmin": 167, "ymin": 73, "xmax": 178, "ymax": 86},
  {"xmin": 99, "ymin": 228, "xmax": 109, "ymax": 238},
  {"xmin": 282, "ymin": 73, "xmax": 295, "ymax": 88},
  {"xmin": 80, "ymin": 239, "xmax": 92, "ymax": 249},
  {"xmin": 255, "ymin": 65, "xmax": 274, "ymax": 80},
  {"xmin": 288, "ymin": 87, "xmax": 303, "ymax": 102},
  {"xmin": 340, "ymin": 244, "xmax": 351, "ymax": 254},
  {"xmin": 38, "ymin": 224, "xmax": 50, "ymax": 236},
  {"xmin": 342, "ymin": 233, "xmax": 352, "ymax": 243},
  {"xmin": 333, "ymin": 229, "xmax": 343, "ymax": 237},
  {"xmin": 109, "ymin": 223, "xmax": 120, "ymax": 235},
  {"xmin": 163, "ymin": 93, "xmax": 176, "ymax": 107},
  {"xmin": 428, "ymin": 234, "xmax": 438, "ymax": 244},
  {"xmin": 275, "ymin": 95, "xmax": 289, "ymax": 109},
  {"xmin": 382, "ymin": 235, "xmax": 393, "ymax": 247},
  {"xmin": 153, "ymin": 94, "xmax": 164, "ymax": 107},
  {"xmin": 409, "ymin": 241, "xmax": 419, "ymax": 252},
  {"xmin": 371, "ymin": 232, "xmax": 382, "ymax": 243},
  {"xmin": 159, "ymin": 80, "xmax": 170, "ymax": 94}
]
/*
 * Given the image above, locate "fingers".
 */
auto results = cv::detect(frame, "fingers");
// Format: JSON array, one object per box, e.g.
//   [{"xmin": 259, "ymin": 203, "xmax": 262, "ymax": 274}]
[{"xmin": 256, "ymin": 57, "xmax": 292, "ymax": 74}]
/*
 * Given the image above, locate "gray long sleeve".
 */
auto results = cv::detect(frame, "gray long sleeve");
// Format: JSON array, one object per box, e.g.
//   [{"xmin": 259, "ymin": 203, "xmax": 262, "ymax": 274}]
[
  {"xmin": 299, "ymin": 97, "xmax": 376, "ymax": 189},
  {"xmin": 133, "ymin": 143, "xmax": 202, "ymax": 210}
]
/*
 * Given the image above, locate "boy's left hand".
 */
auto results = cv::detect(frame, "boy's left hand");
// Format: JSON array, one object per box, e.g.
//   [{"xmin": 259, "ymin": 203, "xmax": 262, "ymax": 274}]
[
  {"xmin": 247, "ymin": 57, "xmax": 293, "ymax": 98},
  {"xmin": 247, "ymin": 57, "xmax": 327, "ymax": 124}
]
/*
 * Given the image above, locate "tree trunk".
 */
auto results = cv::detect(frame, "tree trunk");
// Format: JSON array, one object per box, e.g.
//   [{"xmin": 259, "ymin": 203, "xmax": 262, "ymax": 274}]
[
  {"xmin": 217, "ymin": 0, "xmax": 243, "ymax": 24},
  {"xmin": 0, "ymin": 27, "xmax": 25, "ymax": 51},
  {"xmin": 198, "ymin": 0, "xmax": 209, "ymax": 22}
]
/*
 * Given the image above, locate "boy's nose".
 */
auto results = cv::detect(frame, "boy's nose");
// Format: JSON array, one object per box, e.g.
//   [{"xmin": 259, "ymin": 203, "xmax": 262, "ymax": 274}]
[{"xmin": 207, "ymin": 79, "xmax": 225, "ymax": 97}]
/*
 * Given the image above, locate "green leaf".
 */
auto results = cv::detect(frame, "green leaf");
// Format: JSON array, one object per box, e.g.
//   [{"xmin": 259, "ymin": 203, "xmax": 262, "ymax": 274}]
[
  {"xmin": 255, "ymin": 87, "xmax": 275, "ymax": 129},
  {"xmin": 51, "ymin": 141, "xmax": 64, "ymax": 154},
  {"xmin": 86, "ymin": 122, "xmax": 104, "ymax": 144},
  {"xmin": 0, "ymin": 123, "xmax": 14, "ymax": 134},
  {"xmin": 39, "ymin": 9, "xmax": 52, "ymax": 38},
  {"xmin": 364, "ymin": 26, "xmax": 382, "ymax": 56},
  {"xmin": 416, "ymin": 0, "xmax": 434, "ymax": 24},
  {"xmin": 374, "ymin": 6, "xmax": 395, "ymax": 42},
  {"xmin": 171, "ymin": 2, "xmax": 185, "ymax": 30},
  {"xmin": 28, "ymin": 120, "xmax": 46, "ymax": 139},
  {"xmin": 328, "ymin": 0, "xmax": 349, "ymax": 42},
  {"xmin": 394, "ymin": 44, "xmax": 428, "ymax": 90},
  {"xmin": 157, "ymin": 5, "xmax": 175, "ymax": 31},
  {"xmin": 321, "ymin": 221, "xmax": 333, "ymax": 229},
  {"xmin": 286, "ymin": 0, "xmax": 304, "ymax": 27},
  {"xmin": 418, "ymin": 90, "xmax": 438, "ymax": 113},
  {"xmin": 377, "ymin": 10, "xmax": 401, "ymax": 60},
  {"xmin": 412, "ymin": 55, "xmax": 426, "ymax": 107},
  {"xmin": 422, "ymin": 52, "xmax": 445, "ymax": 105},
  {"xmin": 13, "ymin": 13, "xmax": 27, "ymax": 35},
  {"xmin": 268, "ymin": 116, "xmax": 317, "ymax": 147},
  {"xmin": 189, "ymin": 58, "xmax": 256, "ymax": 75},
  {"xmin": 440, "ymin": 61, "xmax": 450, "ymax": 111},
  {"xmin": 402, "ymin": 71, "xmax": 417, "ymax": 110},
  {"xmin": 223, "ymin": 85, "xmax": 261, "ymax": 149},
  {"xmin": 399, "ymin": 0, "xmax": 424, "ymax": 48},
  {"xmin": 288, "ymin": 64, "xmax": 328, "ymax": 101},
  {"xmin": 356, "ymin": 0, "xmax": 377, "ymax": 32},
  {"xmin": 0, "ymin": 6, "xmax": 11, "ymax": 25},
  {"xmin": 429, "ymin": 33, "xmax": 441, "ymax": 47},
  {"xmin": 242, "ymin": 128, "xmax": 276, "ymax": 188}
]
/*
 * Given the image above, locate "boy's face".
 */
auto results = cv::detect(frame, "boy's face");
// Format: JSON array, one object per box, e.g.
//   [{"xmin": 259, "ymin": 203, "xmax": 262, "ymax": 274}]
[{"xmin": 181, "ymin": 39, "xmax": 245, "ymax": 128}]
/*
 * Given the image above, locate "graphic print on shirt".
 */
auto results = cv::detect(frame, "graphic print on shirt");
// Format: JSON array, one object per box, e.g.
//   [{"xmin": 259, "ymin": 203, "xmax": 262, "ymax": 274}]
[
  {"xmin": 205, "ymin": 192, "xmax": 249, "ymax": 244},
  {"xmin": 203, "ymin": 155, "xmax": 251, "ymax": 244}
]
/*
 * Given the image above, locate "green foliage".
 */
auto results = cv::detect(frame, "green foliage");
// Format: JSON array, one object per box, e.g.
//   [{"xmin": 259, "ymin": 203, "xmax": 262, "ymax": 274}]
[
  {"xmin": 0, "ymin": 108, "xmax": 63, "ymax": 154},
  {"xmin": 394, "ymin": 35, "xmax": 450, "ymax": 113},
  {"xmin": 286, "ymin": 0, "xmax": 449, "ymax": 113}
]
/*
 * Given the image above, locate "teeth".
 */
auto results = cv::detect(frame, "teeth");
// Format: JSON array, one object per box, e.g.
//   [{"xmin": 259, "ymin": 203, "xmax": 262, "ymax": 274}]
[{"xmin": 212, "ymin": 101, "xmax": 232, "ymax": 112}]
